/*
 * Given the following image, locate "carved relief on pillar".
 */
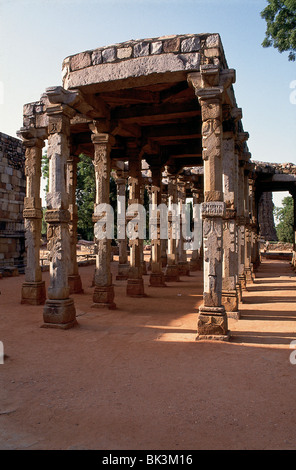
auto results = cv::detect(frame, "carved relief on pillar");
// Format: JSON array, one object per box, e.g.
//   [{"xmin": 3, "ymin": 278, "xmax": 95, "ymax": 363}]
[
  {"xmin": 19, "ymin": 129, "xmax": 46, "ymax": 305},
  {"xmin": 91, "ymin": 131, "xmax": 116, "ymax": 309},
  {"xmin": 42, "ymin": 100, "xmax": 77, "ymax": 329}
]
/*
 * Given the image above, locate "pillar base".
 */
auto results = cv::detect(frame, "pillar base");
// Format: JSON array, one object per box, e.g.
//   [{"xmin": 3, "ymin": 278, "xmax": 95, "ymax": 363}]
[
  {"xmin": 116, "ymin": 263, "xmax": 129, "ymax": 281},
  {"xmin": 42, "ymin": 298, "xmax": 77, "ymax": 329},
  {"xmin": 149, "ymin": 272, "xmax": 167, "ymax": 287},
  {"xmin": 197, "ymin": 306, "xmax": 230, "ymax": 340},
  {"xmin": 68, "ymin": 274, "xmax": 83, "ymax": 294},
  {"xmin": 92, "ymin": 285, "xmax": 116, "ymax": 309},
  {"xmin": 239, "ymin": 274, "xmax": 247, "ymax": 290},
  {"xmin": 126, "ymin": 278, "xmax": 146, "ymax": 297},
  {"xmin": 21, "ymin": 281, "xmax": 46, "ymax": 305},
  {"xmin": 164, "ymin": 265, "xmax": 180, "ymax": 282},
  {"xmin": 222, "ymin": 289, "xmax": 239, "ymax": 315},
  {"xmin": 178, "ymin": 261, "xmax": 190, "ymax": 276},
  {"xmin": 245, "ymin": 268, "xmax": 254, "ymax": 284}
]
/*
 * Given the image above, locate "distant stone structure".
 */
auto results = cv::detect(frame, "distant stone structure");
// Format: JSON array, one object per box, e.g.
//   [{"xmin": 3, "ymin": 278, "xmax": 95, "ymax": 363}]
[
  {"xmin": 0, "ymin": 132, "xmax": 26, "ymax": 273},
  {"xmin": 258, "ymin": 192, "xmax": 277, "ymax": 241}
]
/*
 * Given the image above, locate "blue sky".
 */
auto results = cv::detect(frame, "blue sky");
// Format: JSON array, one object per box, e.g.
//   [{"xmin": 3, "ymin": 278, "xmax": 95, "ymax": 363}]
[{"xmin": 0, "ymin": 0, "xmax": 295, "ymax": 205}]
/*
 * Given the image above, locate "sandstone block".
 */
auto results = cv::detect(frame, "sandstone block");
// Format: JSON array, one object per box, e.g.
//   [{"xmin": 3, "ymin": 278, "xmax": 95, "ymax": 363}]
[
  {"xmin": 102, "ymin": 47, "xmax": 116, "ymax": 63},
  {"xmin": 92, "ymin": 49, "xmax": 102, "ymax": 65},
  {"xmin": 133, "ymin": 41, "xmax": 150, "ymax": 57},
  {"xmin": 70, "ymin": 52, "xmax": 91, "ymax": 71},
  {"xmin": 117, "ymin": 47, "xmax": 132, "ymax": 59},
  {"xmin": 181, "ymin": 36, "xmax": 200, "ymax": 52},
  {"xmin": 151, "ymin": 41, "xmax": 162, "ymax": 55}
]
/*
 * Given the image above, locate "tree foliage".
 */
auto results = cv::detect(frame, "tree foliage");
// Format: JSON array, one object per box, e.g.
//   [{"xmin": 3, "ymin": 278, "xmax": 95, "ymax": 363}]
[
  {"xmin": 261, "ymin": 0, "xmax": 296, "ymax": 61},
  {"xmin": 274, "ymin": 195, "xmax": 294, "ymax": 242}
]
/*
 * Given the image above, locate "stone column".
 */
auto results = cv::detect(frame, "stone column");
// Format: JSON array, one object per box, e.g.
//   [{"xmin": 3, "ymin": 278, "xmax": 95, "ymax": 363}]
[
  {"xmin": 221, "ymin": 130, "xmax": 239, "ymax": 319},
  {"xmin": 114, "ymin": 170, "xmax": 129, "ymax": 280},
  {"xmin": 177, "ymin": 180, "xmax": 190, "ymax": 276},
  {"xmin": 237, "ymin": 160, "xmax": 247, "ymax": 293},
  {"xmin": 43, "ymin": 103, "xmax": 77, "ymax": 329},
  {"xmin": 20, "ymin": 129, "xmax": 46, "ymax": 305},
  {"xmin": 189, "ymin": 187, "xmax": 202, "ymax": 271},
  {"xmin": 149, "ymin": 165, "xmax": 166, "ymax": 287},
  {"xmin": 244, "ymin": 165, "xmax": 254, "ymax": 284},
  {"xmin": 160, "ymin": 183, "xmax": 168, "ymax": 268},
  {"xmin": 91, "ymin": 132, "xmax": 116, "ymax": 309},
  {"xmin": 188, "ymin": 65, "xmax": 235, "ymax": 340},
  {"xmin": 126, "ymin": 154, "xmax": 145, "ymax": 297},
  {"xmin": 164, "ymin": 175, "xmax": 180, "ymax": 282},
  {"xmin": 67, "ymin": 154, "xmax": 83, "ymax": 294}
]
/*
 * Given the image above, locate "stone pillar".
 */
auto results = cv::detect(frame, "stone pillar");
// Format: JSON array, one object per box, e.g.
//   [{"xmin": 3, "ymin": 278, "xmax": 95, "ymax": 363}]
[
  {"xmin": 91, "ymin": 132, "xmax": 116, "ymax": 309},
  {"xmin": 188, "ymin": 65, "xmax": 235, "ymax": 340},
  {"xmin": 177, "ymin": 180, "xmax": 190, "ymax": 276},
  {"xmin": 126, "ymin": 155, "xmax": 145, "ymax": 297},
  {"xmin": 189, "ymin": 187, "xmax": 202, "ymax": 271},
  {"xmin": 67, "ymin": 154, "xmax": 83, "ymax": 294},
  {"xmin": 114, "ymin": 170, "xmax": 129, "ymax": 280},
  {"xmin": 43, "ymin": 103, "xmax": 77, "ymax": 329},
  {"xmin": 160, "ymin": 183, "xmax": 168, "ymax": 268},
  {"xmin": 221, "ymin": 130, "xmax": 239, "ymax": 319},
  {"xmin": 20, "ymin": 129, "xmax": 46, "ymax": 305},
  {"xmin": 149, "ymin": 166, "xmax": 166, "ymax": 287},
  {"xmin": 244, "ymin": 166, "xmax": 254, "ymax": 284},
  {"xmin": 164, "ymin": 175, "xmax": 180, "ymax": 282},
  {"xmin": 237, "ymin": 157, "xmax": 247, "ymax": 293}
]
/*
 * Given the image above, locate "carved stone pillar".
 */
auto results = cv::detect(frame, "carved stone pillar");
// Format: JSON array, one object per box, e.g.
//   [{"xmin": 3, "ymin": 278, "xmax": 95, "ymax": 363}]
[
  {"xmin": 221, "ymin": 130, "xmax": 239, "ymax": 319},
  {"xmin": 20, "ymin": 129, "xmax": 46, "ymax": 305},
  {"xmin": 177, "ymin": 180, "xmax": 190, "ymax": 276},
  {"xmin": 149, "ymin": 166, "xmax": 166, "ymax": 287},
  {"xmin": 188, "ymin": 65, "xmax": 235, "ymax": 340},
  {"xmin": 126, "ymin": 154, "xmax": 145, "ymax": 297},
  {"xmin": 43, "ymin": 103, "xmax": 77, "ymax": 329},
  {"xmin": 91, "ymin": 132, "xmax": 116, "ymax": 309},
  {"xmin": 114, "ymin": 170, "xmax": 129, "ymax": 280},
  {"xmin": 189, "ymin": 187, "xmax": 202, "ymax": 271},
  {"xmin": 67, "ymin": 154, "xmax": 83, "ymax": 294},
  {"xmin": 244, "ymin": 165, "xmax": 254, "ymax": 284},
  {"xmin": 292, "ymin": 190, "xmax": 296, "ymax": 269},
  {"xmin": 237, "ymin": 145, "xmax": 248, "ymax": 294},
  {"xmin": 160, "ymin": 183, "xmax": 168, "ymax": 268},
  {"xmin": 164, "ymin": 175, "xmax": 180, "ymax": 282}
]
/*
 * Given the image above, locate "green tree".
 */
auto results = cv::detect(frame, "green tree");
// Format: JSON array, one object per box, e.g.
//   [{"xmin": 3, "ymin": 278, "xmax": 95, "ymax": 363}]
[
  {"xmin": 261, "ymin": 0, "xmax": 296, "ymax": 61},
  {"xmin": 76, "ymin": 154, "xmax": 96, "ymax": 241},
  {"xmin": 274, "ymin": 195, "xmax": 294, "ymax": 242}
]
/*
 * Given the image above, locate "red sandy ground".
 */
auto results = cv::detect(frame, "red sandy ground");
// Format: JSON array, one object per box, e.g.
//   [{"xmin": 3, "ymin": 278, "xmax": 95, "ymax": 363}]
[{"xmin": 0, "ymin": 259, "xmax": 296, "ymax": 450}]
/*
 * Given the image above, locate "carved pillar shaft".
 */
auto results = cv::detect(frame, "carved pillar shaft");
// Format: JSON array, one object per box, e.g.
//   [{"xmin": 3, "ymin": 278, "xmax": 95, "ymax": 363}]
[
  {"xmin": 238, "ymin": 161, "xmax": 247, "ymax": 291},
  {"xmin": 43, "ymin": 103, "xmax": 76, "ymax": 328},
  {"xmin": 115, "ymin": 172, "xmax": 129, "ymax": 280},
  {"xmin": 126, "ymin": 155, "xmax": 145, "ymax": 297},
  {"xmin": 164, "ymin": 175, "xmax": 180, "ymax": 282},
  {"xmin": 177, "ymin": 181, "xmax": 190, "ymax": 276},
  {"xmin": 67, "ymin": 155, "xmax": 83, "ymax": 293},
  {"xmin": 21, "ymin": 133, "xmax": 46, "ymax": 305},
  {"xmin": 244, "ymin": 170, "xmax": 253, "ymax": 283},
  {"xmin": 149, "ymin": 166, "xmax": 166, "ymax": 287},
  {"xmin": 91, "ymin": 133, "xmax": 116, "ymax": 309},
  {"xmin": 221, "ymin": 131, "xmax": 239, "ymax": 318},
  {"xmin": 192, "ymin": 68, "xmax": 234, "ymax": 340}
]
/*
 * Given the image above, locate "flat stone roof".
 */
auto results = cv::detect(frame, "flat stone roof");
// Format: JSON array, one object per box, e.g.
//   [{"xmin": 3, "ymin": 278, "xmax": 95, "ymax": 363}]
[{"xmin": 62, "ymin": 33, "xmax": 227, "ymax": 93}]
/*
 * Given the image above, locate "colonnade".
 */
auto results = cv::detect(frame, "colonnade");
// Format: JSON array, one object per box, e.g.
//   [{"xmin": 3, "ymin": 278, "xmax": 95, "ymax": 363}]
[{"xmin": 19, "ymin": 72, "xmax": 261, "ymax": 339}]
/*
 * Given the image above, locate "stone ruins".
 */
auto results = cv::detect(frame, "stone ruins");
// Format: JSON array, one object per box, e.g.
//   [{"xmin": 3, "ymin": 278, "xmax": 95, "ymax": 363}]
[
  {"xmin": 0, "ymin": 132, "xmax": 26, "ymax": 275},
  {"xmin": 16, "ymin": 33, "xmax": 296, "ymax": 339}
]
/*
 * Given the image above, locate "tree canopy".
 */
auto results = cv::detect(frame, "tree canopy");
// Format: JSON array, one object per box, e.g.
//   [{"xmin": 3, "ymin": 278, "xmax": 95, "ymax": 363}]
[
  {"xmin": 261, "ymin": 0, "xmax": 296, "ymax": 61},
  {"xmin": 274, "ymin": 195, "xmax": 294, "ymax": 242}
]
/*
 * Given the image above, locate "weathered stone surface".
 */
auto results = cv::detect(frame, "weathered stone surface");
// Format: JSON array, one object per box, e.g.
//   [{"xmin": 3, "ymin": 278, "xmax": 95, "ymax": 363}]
[
  {"xmin": 102, "ymin": 47, "xmax": 116, "ymax": 63},
  {"xmin": 133, "ymin": 41, "xmax": 150, "ymax": 57},
  {"xmin": 181, "ymin": 36, "xmax": 200, "ymax": 52},
  {"xmin": 70, "ymin": 52, "xmax": 91, "ymax": 71}
]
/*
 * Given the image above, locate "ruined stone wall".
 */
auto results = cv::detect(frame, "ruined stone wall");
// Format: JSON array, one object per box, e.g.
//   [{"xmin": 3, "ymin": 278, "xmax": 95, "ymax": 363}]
[{"xmin": 0, "ymin": 132, "xmax": 26, "ymax": 272}]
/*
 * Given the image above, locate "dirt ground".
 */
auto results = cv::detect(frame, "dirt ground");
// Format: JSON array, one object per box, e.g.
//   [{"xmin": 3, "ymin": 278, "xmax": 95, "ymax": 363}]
[{"xmin": 0, "ymin": 259, "xmax": 296, "ymax": 450}]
